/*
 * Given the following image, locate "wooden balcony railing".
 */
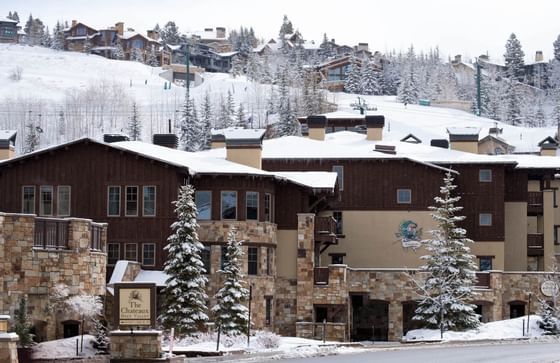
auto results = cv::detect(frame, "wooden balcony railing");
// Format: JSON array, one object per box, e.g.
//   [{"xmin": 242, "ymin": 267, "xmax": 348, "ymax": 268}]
[
  {"xmin": 527, "ymin": 233, "xmax": 544, "ymax": 256},
  {"xmin": 475, "ymin": 272, "xmax": 491, "ymax": 288},
  {"xmin": 314, "ymin": 267, "xmax": 329, "ymax": 285},
  {"xmin": 91, "ymin": 223, "xmax": 103, "ymax": 251},
  {"xmin": 315, "ymin": 216, "xmax": 337, "ymax": 234},
  {"xmin": 34, "ymin": 218, "xmax": 69, "ymax": 249},
  {"xmin": 527, "ymin": 192, "xmax": 543, "ymax": 215}
]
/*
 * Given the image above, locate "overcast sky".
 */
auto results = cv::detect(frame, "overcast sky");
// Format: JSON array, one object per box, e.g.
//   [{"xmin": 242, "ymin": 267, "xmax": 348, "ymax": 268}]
[{"xmin": 4, "ymin": 0, "xmax": 560, "ymax": 63}]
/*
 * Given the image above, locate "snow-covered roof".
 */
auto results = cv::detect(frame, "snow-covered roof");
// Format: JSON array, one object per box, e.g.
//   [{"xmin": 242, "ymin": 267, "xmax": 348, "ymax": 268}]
[
  {"xmin": 120, "ymin": 31, "xmax": 160, "ymax": 43},
  {"xmin": 319, "ymin": 111, "xmax": 367, "ymax": 119},
  {"xmin": 253, "ymin": 44, "xmax": 269, "ymax": 53},
  {"xmin": 219, "ymin": 128, "xmax": 265, "ymax": 140},
  {"xmin": 135, "ymin": 269, "xmax": 169, "ymax": 286},
  {"xmin": 91, "ymin": 46, "xmax": 116, "ymax": 51},
  {"xmin": 2, "ymin": 17, "xmax": 18, "ymax": 24},
  {"xmin": 447, "ymin": 127, "xmax": 481, "ymax": 136},
  {"xmin": 275, "ymin": 171, "xmax": 338, "ymax": 190},
  {"xmin": 217, "ymin": 51, "xmax": 238, "ymax": 57},
  {"xmin": 166, "ymin": 44, "xmax": 182, "ymax": 51},
  {"xmin": 0, "ymin": 130, "xmax": 17, "ymax": 141}
]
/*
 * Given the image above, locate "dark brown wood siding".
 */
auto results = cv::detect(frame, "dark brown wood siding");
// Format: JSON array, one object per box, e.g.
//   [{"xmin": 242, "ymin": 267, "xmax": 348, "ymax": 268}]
[{"xmin": 505, "ymin": 169, "xmax": 528, "ymax": 202}]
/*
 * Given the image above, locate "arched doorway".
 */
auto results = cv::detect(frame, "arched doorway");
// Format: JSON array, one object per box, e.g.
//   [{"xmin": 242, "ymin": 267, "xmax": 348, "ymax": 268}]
[
  {"xmin": 508, "ymin": 301, "xmax": 526, "ymax": 319},
  {"xmin": 61, "ymin": 320, "xmax": 80, "ymax": 338}
]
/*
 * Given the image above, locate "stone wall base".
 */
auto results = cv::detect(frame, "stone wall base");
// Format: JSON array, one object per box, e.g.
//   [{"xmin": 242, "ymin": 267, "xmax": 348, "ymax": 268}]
[
  {"xmin": 0, "ymin": 333, "xmax": 19, "ymax": 363},
  {"xmin": 109, "ymin": 330, "xmax": 162, "ymax": 360}
]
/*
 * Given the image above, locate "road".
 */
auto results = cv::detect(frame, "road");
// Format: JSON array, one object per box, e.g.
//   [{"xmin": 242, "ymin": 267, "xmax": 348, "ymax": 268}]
[{"xmin": 255, "ymin": 342, "xmax": 560, "ymax": 363}]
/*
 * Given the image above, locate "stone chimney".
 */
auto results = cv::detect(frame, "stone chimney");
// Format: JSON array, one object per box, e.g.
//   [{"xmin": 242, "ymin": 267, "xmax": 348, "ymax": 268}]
[
  {"xmin": 307, "ymin": 115, "xmax": 327, "ymax": 141},
  {"xmin": 103, "ymin": 133, "xmax": 129, "ymax": 143},
  {"xmin": 453, "ymin": 54, "xmax": 462, "ymax": 64},
  {"xmin": 147, "ymin": 29, "xmax": 159, "ymax": 40},
  {"xmin": 447, "ymin": 127, "xmax": 480, "ymax": 153},
  {"xmin": 72, "ymin": 20, "xmax": 77, "ymax": 28},
  {"xmin": 115, "ymin": 22, "xmax": 124, "ymax": 36},
  {"xmin": 357, "ymin": 42, "xmax": 369, "ymax": 52},
  {"xmin": 153, "ymin": 134, "xmax": 178, "ymax": 149},
  {"xmin": 216, "ymin": 27, "xmax": 226, "ymax": 38},
  {"xmin": 225, "ymin": 128, "xmax": 266, "ymax": 169},
  {"xmin": 535, "ymin": 51, "xmax": 544, "ymax": 62},
  {"xmin": 365, "ymin": 115, "xmax": 385, "ymax": 141},
  {"xmin": 0, "ymin": 130, "xmax": 17, "ymax": 160}
]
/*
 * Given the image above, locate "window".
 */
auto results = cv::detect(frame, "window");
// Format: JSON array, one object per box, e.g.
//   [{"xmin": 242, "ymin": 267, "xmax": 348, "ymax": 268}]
[
  {"xmin": 479, "ymin": 169, "xmax": 492, "ymax": 182},
  {"xmin": 479, "ymin": 213, "xmax": 492, "ymax": 226},
  {"xmin": 265, "ymin": 296, "xmax": 273, "ymax": 325},
  {"xmin": 76, "ymin": 26, "xmax": 86, "ymax": 36},
  {"xmin": 246, "ymin": 192, "xmax": 259, "ymax": 220},
  {"xmin": 195, "ymin": 191, "xmax": 212, "ymax": 220},
  {"xmin": 142, "ymin": 243, "xmax": 156, "ymax": 266},
  {"xmin": 221, "ymin": 191, "xmax": 237, "ymax": 220},
  {"xmin": 107, "ymin": 186, "xmax": 121, "ymax": 216},
  {"xmin": 264, "ymin": 193, "xmax": 273, "ymax": 222},
  {"xmin": 40, "ymin": 186, "xmax": 53, "ymax": 216},
  {"xmin": 124, "ymin": 243, "xmax": 138, "ymax": 261},
  {"xmin": 555, "ymin": 225, "xmax": 560, "ymax": 245},
  {"xmin": 125, "ymin": 186, "xmax": 138, "ymax": 216},
  {"xmin": 333, "ymin": 211, "xmax": 343, "ymax": 235},
  {"xmin": 479, "ymin": 256, "xmax": 493, "ymax": 271},
  {"xmin": 220, "ymin": 245, "xmax": 228, "ymax": 270},
  {"xmin": 107, "ymin": 243, "xmax": 120, "ymax": 265},
  {"xmin": 331, "ymin": 254, "xmax": 345, "ymax": 264},
  {"xmin": 397, "ymin": 189, "xmax": 412, "ymax": 204},
  {"xmin": 332, "ymin": 165, "xmax": 344, "ymax": 191},
  {"xmin": 132, "ymin": 39, "xmax": 144, "ymax": 49},
  {"xmin": 143, "ymin": 186, "xmax": 156, "ymax": 216},
  {"xmin": 22, "ymin": 186, "xmax": 35, "ymax": 214},
  {"xmin": 266, "ymin": 247, "xmax": 273, "ymax": 275},
  {"xmin": 57, "ymin": 186, "xmax": 71, "ymax": 216},
  {"xmin": 248, "ymin": 247, "xmax": 259, "ymax": 275},
  {"xmin": 201, "ymin": 246, "xmax": 211, "ymax": 274}
]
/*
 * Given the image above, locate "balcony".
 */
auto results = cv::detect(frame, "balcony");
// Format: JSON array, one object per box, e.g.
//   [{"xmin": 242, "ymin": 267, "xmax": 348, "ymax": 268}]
[
  {"xmin": 527, "ymin": 233, "xmax": 544, "ymax": 256},
  {"xmin": 475, "ymin": 272, "xmax": 491, "ymax": 288},
  {"xmin": 315, "ymin": 216, "xmax": 338, "ymax": 244},
  {"xmin": 527, "ymin": 192, "xmax": 543, "ymax": 215},
  {"xmin": 34, "ymin": 218, "xmax": 69, "ymax": 249}
]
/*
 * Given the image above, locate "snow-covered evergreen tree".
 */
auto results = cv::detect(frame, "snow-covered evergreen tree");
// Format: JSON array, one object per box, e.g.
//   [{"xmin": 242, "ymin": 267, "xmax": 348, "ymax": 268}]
[
  {"xmin": 504, "ymin": 81, "xmax": 522, "ymax": 126},
  {"xmin": 278, "ymin": 15, "xmax": 294, "ymax": 38},
  {"xmin": 230, "ymin": 55, "xmax": 244, "ymax": 78},
  {"xmin": 114, "ymin": 39, "xmax": 125, "ymax": 60},
  {"xmin": 504, "ymin": 33, "xmax": 525, "ymax": 81},
  {"xmin": 66, "ymin": 294, "xmax": 103, "ymax": 353},
  {"xmin": 147, "ymin": 46, "xmax": 159, "ymax": 67},
  {"xmin": 276, "ymin": 66, "xmax": 299, "ymax": 136},
  {"xmin": 397, "ymin": 46, "xmax": 419, "ymax": 104},
  {"xmin": 83, "ymin": 34, "xmax": 92, "ymax": 54},
  {"xmin": 246, "ymin": 53, "xmax": 262, "ymax": 82},
  {"xmin": 216, "ymin": 90, "xmax": 236, "ymax": 128},
  {"xmin": 41, "ymin": 26, "xmax": 52, "ymax": 47},
  {"xmin": 51, "ymin": 21, "xmax": 64, "ymax": 50},
  {"xmin": 361, "ymin": 59, "xmax": 382, "ymax": 95},
  {"xmin": 14, "ymin": 297, "xmax": 34, "ymax": 347},
  {"xmin": 127, "ymin": 102, "xmax": 142, "ymax": 141},
  {"xmin": 179, "ymin": 92, "xmax": 202, "ymax": 151},
  {"xmin": 199, "ymin": 92, "xmax": 213, "ymax": 149},
  {"xmin": 236, "ymin": 103, "xmax": 246, "ymax": 128},
  {"xmin": 92, "ymin": 318, "xmax": 109, "ymax": 352},
  {"xmin": 212, "ymin": 228, "xmax": 250, "ymax": 336},
  {"xmin": 131, "ymin": 47, "xmax": 144, "ymax": 63},
  {"xmin": 161, "ymin": 21, "xmax": 183, "ymax": 45},
  {"xmin": 538, "ymin": 297, "xmax": 559, "ymax": 335},
  {"xmin": 24, "ymin": 122, "xmax": 40, "ymax": 154},
  {"xmin": 160, "ymin": 184, "xmax": 209, "ymax": 336},
  {"xmin": 344, "ymin": 56, "xmax": 362, "ymax": 94},
  {"xmin": 412, "ymin": 171, "xmax": 480, "ymax": 338}
]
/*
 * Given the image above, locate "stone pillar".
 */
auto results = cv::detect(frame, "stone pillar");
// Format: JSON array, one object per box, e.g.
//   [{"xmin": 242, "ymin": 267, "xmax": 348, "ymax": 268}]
[
  {"xmin": 388, "ymin": 301, "xmax": 402, "ymax": 341},
  {"xmin": 0, "ymin": 333, "xmax": 19, "ymax": 363},
  {"xmin": 543, "ymin": 190, "xmax": 555, "ymax": 271},
  {"xmin": 296, "ymin": 214, "xmax": 315, "ymax": 324},
  {"xmin": 109, "ymin": 330, "xmax": 162, "ymax": 360}
]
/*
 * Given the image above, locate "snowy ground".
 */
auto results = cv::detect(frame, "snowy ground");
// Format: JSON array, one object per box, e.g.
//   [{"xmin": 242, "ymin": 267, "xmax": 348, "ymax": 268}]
[
  {"xmin": 31, "ymin": 334, "xmax": 99, "ymax": 359},
  {"xmin": 403, "ymin": 315, "xmax": 546, "ymax": 342}
]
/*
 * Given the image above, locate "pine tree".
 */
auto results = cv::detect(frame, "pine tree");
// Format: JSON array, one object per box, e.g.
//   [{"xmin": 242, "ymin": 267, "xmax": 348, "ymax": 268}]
[
  {"xmin": 212, "ymin": 228, "xmax": 250, "ymax": 336},
  {"xmin": 12, "ymin": 11, "xmax": 20, "ymax": 22},
  {"xmin": 114, "ymin": 39, "xmax": 125, "ymax": 60},
  {"xmin": 230, "ymin": 55, "xmax": 244, "ymax": 78},
  {"xmin": 92, "ymin": 318, "xmax": 109, "ymax": 352},
  {"xmin": 276, "ymin": 66, "xmax": 299, "ymax": 136},
  {"xmin": 160, "ymin": 184, "xmax": 209, "ymax": 336},
  {"xmin": 504, "ymin": 81, "xmax": 522, "ymax": 126},
  {"xmin": 397, "ymin": 46, "xmax": 419, "ymax": 104},
  {"xmin": 179, "ymin": 88, "xmax": 203, "ymax": 151},
  {"xmin": 147, "ymin": 45, "xmax": 159, "ymax": 67},
  {"xmin": 504, "ymin": 33, "xmax": 525, "ymax": 82},
  {"xmin": 83, "ymin": 34, "xmax": 92, "ymax": 54},
  {"xmin": 538, "ymin": 297, "xmax": 559, "ymax": 335},
  {"xmin": 361, "ymin": 59, "xmax": 382, "ymax": 95},
  {"xmin": 161, "ymin": 21, "xmax": 182, "ymax": 45},
  {"xmin": 57, "ymin": 111, "xmax": 66, "ymax": 144},
  {"xmin": 131, "ymin": 47, "xmax": 144, "ymax": 62},
  {"xmin": 24, "ymin": 122, "xmax": 40, "ymax": 154},
  {"xmin": 217, "ymin": 90, "xmax": 236, "ymax": 128},
  {"xmin": 412, "ymin": 171, "xmax": 480, "ymax": 338},
  {"xmin": 344, "ymin": 56, "xmax": 362, "ymax": 94},
  {"xmin": 236, "ymin": 103, "xmax": 247, "ymax": 128},
  {"xmin": 51, "ymin": 21, "xmax": 64, "ymax": 50},
  {"xmin": 127, "ymin": 102, "xmax": 142, "ymax": 141},
  {"xmin": 24, "ymin": 14, "xmax": 33, "ymax": 38},
  {"xmin": 278, "ymin": 15, "xmax": 294, "ymax": 38},
  {"xmin": 41, "ymin": 26, "xmax": 52, "ymax": 47},
  {"xmin": 14, "ymin": 297, "xmax": 34, "ymax": 347},
  {"xmin": 553, "ymin": 91, "xmax": 560, "ymax": 128},
  {"xmin": 534, "ymin": 97, "xmax": 547, "ymax": 127},
  {"xmin": 199, "ymin": 92, "xmax": 213, "ymax": 149}
]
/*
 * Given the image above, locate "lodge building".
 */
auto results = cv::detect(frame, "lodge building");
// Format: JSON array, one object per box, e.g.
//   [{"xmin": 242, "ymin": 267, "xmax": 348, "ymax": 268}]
[{"xmin": 1, "ymin": 114, "xmax": 560, "ymax": 341}]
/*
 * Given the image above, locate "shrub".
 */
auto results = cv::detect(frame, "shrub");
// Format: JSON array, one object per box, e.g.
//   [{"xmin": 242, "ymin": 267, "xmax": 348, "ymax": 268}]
[
  {"xmin": 255, "ymin": 330, "xmax": 281, "ymax": 349},
  {"xmin": 9, "ymin": 66, "xmax": 23, "ymax": 81}
]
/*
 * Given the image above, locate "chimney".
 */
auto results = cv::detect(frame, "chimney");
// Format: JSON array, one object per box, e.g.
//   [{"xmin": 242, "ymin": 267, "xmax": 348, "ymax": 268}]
[
  {"xmin": 216, "ymin": 27, "xmax": 226, "ymax": 39},
  {"xmin": 535, "ymin": 50, "xmax": 544, "ymax": 62},
  {"xmin": 430, "ymin": 139, "xmax": 449, "ymax": 149},
  {"xmin": 147, "ymin": 29, "xmax": 159, "ymax": 40},
  {"xmin": 210, "ymin": 130, "xmax": 226, "ymax": 149},
  {"xmin": 307, "ymin": 115, "xmax": 327, "ymax": 141},
  {"xmin": 103, "ymin": 133, "xmax": 129, "ymax": 143},
  {"xmin": 72, "ymin": 20, "xmax": 77, "ymax": 28},
  {"xmin": 225, "ymin": 128, "xmax": 266, "ymax": 169},
  {"xmin": 365, "ymin": 115, "xmax": 385, "ymax": 141},
  {"xmin": 153, "ymin": 134, "xmax": 178, "ymax": 149},
  {"xmin": 453, "ymin": 54, "xmax": 462, "ymax": 64},
  {"xmin": 115, "ymin": 22, "xmax": 124, "ymax": 36},
  {"xmin": 357, "ymin": 42, "xmax": 369, "ymax": 52},
  {"xmin": 539, "ymin": 137, "xmax": 558, "ymax": 156},
  {"xmin": 447, "ymin": 127, "xmax": 480, "ymax": 153},
  {"xmin": 0, "ymin": 130, "xmax": 17, "ymax": 160}
]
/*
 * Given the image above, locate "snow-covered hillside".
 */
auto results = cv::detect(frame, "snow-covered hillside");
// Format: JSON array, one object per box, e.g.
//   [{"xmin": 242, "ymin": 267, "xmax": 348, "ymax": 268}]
[{"xmin": 0, "ymin": 44, "xmax": 556, "ymax": 154}]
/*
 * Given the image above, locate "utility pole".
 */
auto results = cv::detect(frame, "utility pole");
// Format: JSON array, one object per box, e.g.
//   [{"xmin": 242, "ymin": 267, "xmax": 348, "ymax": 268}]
[
  {"xmin": 476, "ymin": 58, "xmax": 481, "ymax": 117},
  {"xmin": 185, "ymin": 41, "xmax": 190, "ymax": 97}
]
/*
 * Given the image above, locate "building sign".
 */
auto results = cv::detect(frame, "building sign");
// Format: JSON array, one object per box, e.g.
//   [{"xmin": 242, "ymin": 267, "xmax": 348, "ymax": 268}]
[
  {"xmin": 541, "ymin": 280, "xmax": 559, "ymax": 297},
  {"xmin": 114, "ymin": 283, "xmax": 156, "ymax": 329},
  {"xmin": 395, "ymin": 220, "xmax": 422, "ymax": 250}
]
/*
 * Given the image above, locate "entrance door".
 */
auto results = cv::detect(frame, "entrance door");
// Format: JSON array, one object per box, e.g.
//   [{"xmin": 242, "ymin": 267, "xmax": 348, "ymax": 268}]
[
  {"xmin": 510, "ymin": 303, "xmax": 526, "ymax": 318},
  {"xmin": 62, "ymin": 321, "xmax": 80, "ymax": 338},
  {"xmin": 351, "ymin": 296, "xmax": 389, "ymax": 341}
]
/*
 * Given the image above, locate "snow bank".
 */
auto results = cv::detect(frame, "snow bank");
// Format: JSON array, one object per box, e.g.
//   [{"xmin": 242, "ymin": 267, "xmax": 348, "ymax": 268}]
[
  {"xmin": 32, "ymin": 334, "xmax": 98, "ymax": 359},
  {"xmin": 404, "ymin": 315, "xmax": 545, "ymax": 342}
]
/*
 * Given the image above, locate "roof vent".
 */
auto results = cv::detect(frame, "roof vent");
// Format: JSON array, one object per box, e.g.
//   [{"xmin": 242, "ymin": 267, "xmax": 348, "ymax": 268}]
[
  {"xmin": 374, "ymin": 144, "xmax": 396, "ymax": 155},
  {"xmin": 103, "ymin": 134, "xmax": 129, "ymax": 143},
  {"xmin": 430, "ymin": 139, "xmax": 449, "ymax": 149},
  {"xmin": 153, "ymin": 134, "xmax": 178, "ymax": 149}
]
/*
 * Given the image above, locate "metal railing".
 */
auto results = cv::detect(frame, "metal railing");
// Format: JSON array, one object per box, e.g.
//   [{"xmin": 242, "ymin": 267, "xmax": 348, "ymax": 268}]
[{"xmin": 34, "ymin": 218, "xmax": 69, "ymax": 249}]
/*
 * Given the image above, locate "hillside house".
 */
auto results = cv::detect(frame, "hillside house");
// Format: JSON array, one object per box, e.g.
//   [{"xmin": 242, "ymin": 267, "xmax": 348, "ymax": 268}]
[{"xmin": 0, "ymin": 17, "xmax": 19, "ymax": 44}]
